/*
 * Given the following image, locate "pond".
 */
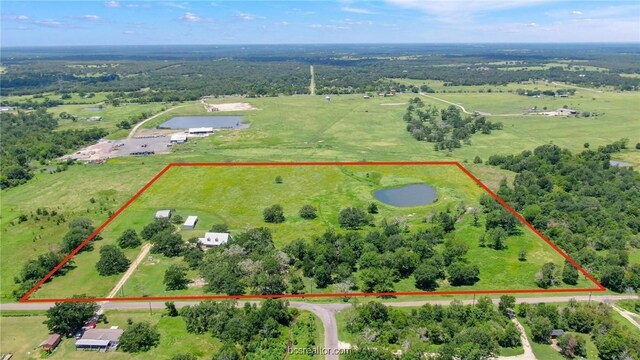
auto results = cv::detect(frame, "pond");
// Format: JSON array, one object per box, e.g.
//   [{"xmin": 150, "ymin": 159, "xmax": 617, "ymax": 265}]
[
  {"xmin": 374, "ymin": 184, "xmax": 437, "ymax": 207},
  {"xmin": 159, "ymin": 116, "xmax": 247, "ymax": 130}
]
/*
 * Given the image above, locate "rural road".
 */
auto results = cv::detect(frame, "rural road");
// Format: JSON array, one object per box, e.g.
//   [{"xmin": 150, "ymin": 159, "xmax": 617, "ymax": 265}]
[
  {"xmin": 611, "ymin": 304, "xmax": 640, "ymax": 330},
  {"xmin": 505, "ymin": 317, "xmax": 536, "ymax": 360},
  {"xmin": 309, "ymin": 65, "xmax": 316, "ymax": 95},
  {"xmin": 3, "ymin": 294, "xmax": 638, "ymax": 360},
  {"xmin": 128, "ymin": 104, "xmax": 192, "ymax": 139},
  {"xmin": 419, "ymin": 92, "xmax": 473, "ymax": 114},
  {"xmin": 105, "ymin": 244, "xmax": 151, "ymax": 299}
]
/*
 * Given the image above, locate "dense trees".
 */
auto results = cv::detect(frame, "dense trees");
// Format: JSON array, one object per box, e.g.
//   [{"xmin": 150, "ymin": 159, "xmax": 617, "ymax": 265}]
[
  {"xmin": 44, "ymin": 297, "xmax": 99, "ymax": 336},
  {"xmin": 180, "ymin": 300, "xmax": 291, "ymax": 358},
  {"xmin": 95, "ymin": 245, "xmax": 130, "ymax": 276},
  {"xmin": 345, "ymin": 299, "xmax": 520, "ymax": 359},
  {"xmin": 119, "ymin": 321, "xmax": 160, "ymax": 352},
  {"xmin": 488, "ymin": 141, "xmax": 640, "ymax": 292},
  {"xmin": 520, "ymin": 301, "xmax": 640, "ymax": 359},
  {"xmin": 0, "ymin": 110, "xmax": 106, "ymax": 188},
  {"xmin": 403, "ymin": 101, "xmax": 503, "ymax": 151}
]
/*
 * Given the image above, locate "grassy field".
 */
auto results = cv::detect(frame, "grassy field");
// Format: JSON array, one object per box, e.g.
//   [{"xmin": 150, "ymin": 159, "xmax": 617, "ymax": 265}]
[
  {"xmin": 0, "ymin": 309, "xmax": 322, "ymax": 360},
  {"xmin": 30, "ymin": 163, "xmax": 594, "ymax": 299},
  {"xmin": 2, "ymin": 88, "xmax": 638, "ymax": 300}
]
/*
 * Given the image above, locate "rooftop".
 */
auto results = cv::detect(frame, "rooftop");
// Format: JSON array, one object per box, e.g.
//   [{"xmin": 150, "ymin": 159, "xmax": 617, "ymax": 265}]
[
  {"xmin": 198, "ymin": 232, "xmax": 230, "ymax": 246},
  {"xmin": 80, "ymin": 328, "xmax": 123, "ymax": 342}
]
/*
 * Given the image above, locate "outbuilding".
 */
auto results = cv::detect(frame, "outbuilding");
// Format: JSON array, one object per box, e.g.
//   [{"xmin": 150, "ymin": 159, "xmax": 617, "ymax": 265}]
[
  {"xmin": 170, "ymin": 134, "xmax": 188, "ymax": 143},
  {"xmin": 183, "ymin": 216, "xmax": 198, "ymax": 229},
  {"xmin": 550, "ymin": 329, "xmax": 565, "ymax": 339},
  {"xmin": 75, "ymin": 328, "xmax": 123, "ymax": 352},
  {"xmin": 188, "ymin": 127, "xmax": 214, "ymax": 135},
  {"xmin": 155, "ymin": 209, "xmax": 172, "ymax": 220},
  {"xmin": 39, "ymin": 334, "xmax": 62, "ymax": 353},
  {"xmin": 198, "ymin": 232, "xmax": 230, "ymax": 247}
]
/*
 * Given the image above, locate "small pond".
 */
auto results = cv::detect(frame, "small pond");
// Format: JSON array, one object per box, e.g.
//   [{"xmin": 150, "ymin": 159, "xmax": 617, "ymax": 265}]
[
  {"xmin": 159, "ymin": 116, "xmax": 247, "ymax": 129},
  {"xmin": 374, "ymin": 184, "xmax": 437, "ymax": 207}
]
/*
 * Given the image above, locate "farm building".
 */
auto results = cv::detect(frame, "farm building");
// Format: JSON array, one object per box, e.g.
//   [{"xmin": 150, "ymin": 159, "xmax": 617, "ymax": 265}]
[
  {"xmin": 155, "ymin": 209, "xmax": 172, "ymax": 220},
  {"xmin": 170, "ymin": 134, "xmax": 188, "ymax": 143},
  {"xmin": 550, "ymin": 329, "xmax": 565, "ymax": 339},
  {"xmin": 75, "ymin": 328, "xmax": 123, "ymax": 352},
  {"xmin": 363, "ymin": 95, "xmax": 371, "ymax": 99},
  {"xmin": 183, "ymin": 216, "xmax": 198, "ymax": 229},
  {"xmin": 88, "ymin": 116, "xmax": 102, "ymax": 121},
  {"xmin": 198, "ymin": 232, "xmax": 230, "ymax": 247},
  {"xmin": 188, "ymin": 127, "xmax": 214, "ymax": 134},
  {"xmin": 0, "ymin": 106, "xmax": 14, "ymax": 111},
  {"xmin": 39, "ymin": 334, "xmax": 62, "ymax": 353},
  {"xmin": 557, "ymin": 108, "xmax": 578, "ymax": 115}
]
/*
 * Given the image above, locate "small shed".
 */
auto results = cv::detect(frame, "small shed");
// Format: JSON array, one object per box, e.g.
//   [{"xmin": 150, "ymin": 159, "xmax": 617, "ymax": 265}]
[
  {"xmin": 550, "ymin": 329, "xmax": 565, "ymax": 338},
  {"xmin": 39, "ymin": 334, "xmax": 62, "ymax": 352},
  {"xmin": 88, "ymin": 116, "xmax": 102, "ymax": 121},
  {"xmin": 183, "ymin": 216, "xmax": 198, "ymax": 229},
  {"xmin": 155, "ymin": 210, "xmax": 172, "ymax": 220},
  {"xmin": 325, "ymin": 96, "xmax": 331, "ymax": 101},
  {"xmin": 557, "ymin": 108, "xmax": 578, "ymax": 116},
  {"xmin": 198, "ymin": 232, "xmax": 230, "ymax": 247},
  {"xmin": 363, "ymin": 95, "xmax": 371, "ymax": 99}
]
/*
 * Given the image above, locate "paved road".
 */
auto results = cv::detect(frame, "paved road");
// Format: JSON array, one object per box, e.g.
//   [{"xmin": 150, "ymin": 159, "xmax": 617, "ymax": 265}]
[{"xmin": 127, "ymin": 104, "xmax": 192, "ymax": 139}]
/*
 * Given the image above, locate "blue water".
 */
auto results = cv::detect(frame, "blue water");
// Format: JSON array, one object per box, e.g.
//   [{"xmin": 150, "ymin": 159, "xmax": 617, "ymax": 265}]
[
  {"xmin": 374, "ymin": 184, "xmax": 437, "ymax": 207},
  {"xmin": 159, "ymin": 116, "xmax": 246, "ymax": 129}
]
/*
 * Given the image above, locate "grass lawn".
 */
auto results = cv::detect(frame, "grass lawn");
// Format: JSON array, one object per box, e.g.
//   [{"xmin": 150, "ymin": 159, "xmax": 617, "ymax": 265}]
[{"xmin": 31, "ymin": 163, "xmax": 594, "ymax": 299}]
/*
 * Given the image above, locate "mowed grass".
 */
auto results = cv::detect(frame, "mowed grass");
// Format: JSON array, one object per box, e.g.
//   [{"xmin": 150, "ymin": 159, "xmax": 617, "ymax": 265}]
[{"xmin": 33, "ymin": 164, "xmax": 594, "ymax": 299}]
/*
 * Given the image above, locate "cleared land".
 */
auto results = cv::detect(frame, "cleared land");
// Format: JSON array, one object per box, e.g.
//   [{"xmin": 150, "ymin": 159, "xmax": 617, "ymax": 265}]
[
  {"xmin": 29, "ymin": 163, "xmax": 595, "ymax": 300},
  {"xmin": 2, "ymin": 90, "xmax": 638, "ymax": 301}
]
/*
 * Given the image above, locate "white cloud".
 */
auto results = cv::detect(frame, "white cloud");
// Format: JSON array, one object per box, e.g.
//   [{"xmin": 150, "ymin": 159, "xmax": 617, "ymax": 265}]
[
  {"xmin": 572, "ymin": 10, "xmax": 583, "ymax": 15},
  {"xmin": 179, "ymin": 12, "xmax": 211, "ymax": 23},
  {"xmin": 81, "ymin": 15, "xmax": 102, "ymax": 21},
  {"xmin": 104, "ymin": 1, "xmax": 120, "ymax": 8},
  {"xmin": 310, "ymin": 24, "xmax": 351, "ymax": 30},
  {"xmin": 236, "ymin": 12, "xmax": 262, "ymax": 21},
  {"xmin": 273, "ymin": 21, "xmax": 290, "ymax": 26},
  {"xmin": 123, "ymin": 30, "xmax": 136, "ymax": 34},
  {"xmin": 386, "ymin": 0, "xmax": 553, "ymax": 23},
  {"xmin": 343, "ymin": 18, "xmax": 373, "ymax": 25},
  {"xmin": 17, "ymin": 15, "xmax": 29, "ymax": 20},
  {"xmin": 126, "ymin": 3, "xmax": 151, "ymax": 8},
  {"xmin": 34, "ymin": 19, "xmax": 64, "ymax": 28},
  {"xmin": 526, "ymin": 22, "xmax": 538, "ymax": 27},
  {"xmin": 340, "ymin": 6, "xmax": 374, "ymax": 15},
  {"xmin": 162, "ymin": 2, "xmax": 189, "ymax": 10}
]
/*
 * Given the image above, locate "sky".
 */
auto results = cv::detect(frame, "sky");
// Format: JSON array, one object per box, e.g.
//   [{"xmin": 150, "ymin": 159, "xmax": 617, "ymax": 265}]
[{"xmin": 1, "ymin": 0, "xmax": 639, "ymax": 46}]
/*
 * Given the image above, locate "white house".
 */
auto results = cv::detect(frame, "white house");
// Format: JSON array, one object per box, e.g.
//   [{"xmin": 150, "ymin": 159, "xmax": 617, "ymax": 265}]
[
  {"xmin": 155, "ymin": 210, "xmax": 172, "ymax": 220},
  {"xmin": 183, "ymin": 216, "xmax": 198, "ymax": 229},
  {"xmin": 198, "ymin": 232, "xmax": 230, "ymax": 247}
]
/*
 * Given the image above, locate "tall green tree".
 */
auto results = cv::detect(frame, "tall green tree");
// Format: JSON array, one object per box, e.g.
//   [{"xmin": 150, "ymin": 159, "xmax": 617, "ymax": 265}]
[
  {"xmin": 44, "ymin": 297, "xmax": 99, "ymax": 336},
  {"xmin": 164, "ymin": 264, "xmax": 189, "ymax": 291},
  {"xmin": 119, "ymin": 321, "xmax": 160, "ymax": 352},
  {"xmin": 96, "ymin": 245, "xmax": 130, "ymax": 276},
  {"xmin": 117, "ymin": 229, "xmax": 141, "ymax": 248}
]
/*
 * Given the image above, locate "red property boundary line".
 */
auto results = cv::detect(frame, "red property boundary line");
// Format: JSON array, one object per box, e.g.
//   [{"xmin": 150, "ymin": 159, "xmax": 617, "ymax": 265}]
[{"xmin": 20, "ymin": 161, "xmax": 605, "ymax": 303}]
